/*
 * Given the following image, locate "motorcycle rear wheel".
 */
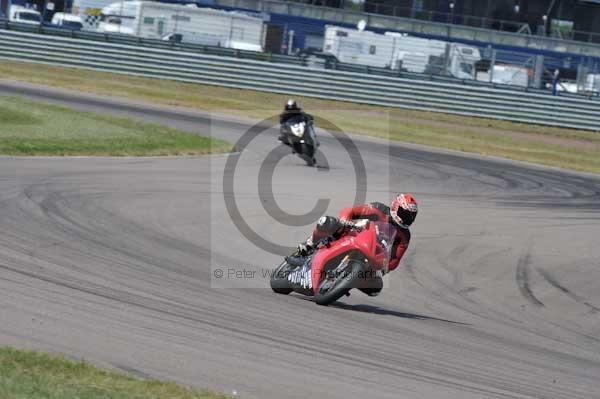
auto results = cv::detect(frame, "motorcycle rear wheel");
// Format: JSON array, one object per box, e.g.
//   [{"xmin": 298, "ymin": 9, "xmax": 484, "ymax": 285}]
[{"xmin": 315, "ymin": 260, "xmax": 364, "ymax": 306}]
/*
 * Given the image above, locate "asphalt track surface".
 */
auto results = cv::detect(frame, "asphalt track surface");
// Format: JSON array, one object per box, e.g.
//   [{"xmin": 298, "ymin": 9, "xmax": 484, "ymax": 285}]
[{"xmin": 1, "ymin": 81, "xmax": 599, "ymax": 399}]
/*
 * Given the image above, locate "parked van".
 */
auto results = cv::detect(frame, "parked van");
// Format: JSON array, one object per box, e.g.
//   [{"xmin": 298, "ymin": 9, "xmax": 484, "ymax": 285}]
[
  {"xmin": 9, "ymin": 5, "xmax": 41, "ymax": 25},
  {"xmin": 51, "ymin": 13, "xmax": 84, "ymax": 30},
  {"xmin": 323, "ymin": 25, "xmax": 481, "ymax": 80}
]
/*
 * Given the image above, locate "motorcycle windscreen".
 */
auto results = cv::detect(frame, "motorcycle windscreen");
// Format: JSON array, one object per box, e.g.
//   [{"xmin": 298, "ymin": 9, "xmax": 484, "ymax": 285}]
[
  {"xmin": 284, "ymin": 114, "xmax": 308, "ymax": 126},
  {"xmin": 373, "ymin": 221, "xmax": 397, "ymax": 272},
  {"xmin": 285, "ymin": 115, "xmax": 308, "ymax": 138}
]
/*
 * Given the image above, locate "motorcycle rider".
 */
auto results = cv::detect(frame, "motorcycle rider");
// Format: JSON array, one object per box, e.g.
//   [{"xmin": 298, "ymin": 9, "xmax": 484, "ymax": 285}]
[
  {"xmin": 278, "ymin": 99, "xmax": 313, "ymax": 145},
  {"xmin": 295, "ymin": 194, "xmax": 418, "ymax": 296}
]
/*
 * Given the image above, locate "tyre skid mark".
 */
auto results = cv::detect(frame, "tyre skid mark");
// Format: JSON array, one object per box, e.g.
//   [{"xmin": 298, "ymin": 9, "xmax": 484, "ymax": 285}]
[
  {"xmin": 516, "ymin": 252, "xmax": 545, "ymax": 307},
  {"xmin": 537, "ymin": 268, "xmax": 600, "ymax": 314}
]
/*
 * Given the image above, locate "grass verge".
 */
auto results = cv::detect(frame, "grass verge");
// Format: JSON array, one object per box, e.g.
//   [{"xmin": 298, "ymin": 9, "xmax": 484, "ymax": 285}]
[
  {"xmin": 0, "ymin": 96, "xmax": 232, "ymax": 156},
  {"xmin": 1, "ymin": 60, "xmax": 599, "ymax": 172},
  {"xmin": 0, "ymin": 347, "xmax": 230, "ymax": 399}
]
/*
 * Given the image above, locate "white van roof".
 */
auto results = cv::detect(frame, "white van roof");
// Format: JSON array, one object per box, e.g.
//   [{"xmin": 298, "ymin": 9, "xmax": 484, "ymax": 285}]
[{"xmin": 12, "ymin": 5, "xmax": 40, "ymax": 13}]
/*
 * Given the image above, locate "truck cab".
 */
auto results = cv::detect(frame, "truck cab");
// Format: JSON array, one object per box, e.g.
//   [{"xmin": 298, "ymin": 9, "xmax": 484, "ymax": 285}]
[{"xmin": 447, "ymin": 44, "xmax": 481, "ymax": 80}]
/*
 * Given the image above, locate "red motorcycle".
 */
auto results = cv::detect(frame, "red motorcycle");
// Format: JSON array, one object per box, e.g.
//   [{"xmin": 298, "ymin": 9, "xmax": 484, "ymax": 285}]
[{"xmin": 270, "ymin": 220, "xmax": 396, "ymax": 305}]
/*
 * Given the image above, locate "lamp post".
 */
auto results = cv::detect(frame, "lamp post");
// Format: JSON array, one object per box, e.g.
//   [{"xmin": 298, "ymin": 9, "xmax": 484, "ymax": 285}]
[
  {"xmin": 542, "ymin": 14, "xmax": 548, "ymax": 36},
  {"xmin": 449, "ymin": 1, "xmax": 455, "ymax": 24}
]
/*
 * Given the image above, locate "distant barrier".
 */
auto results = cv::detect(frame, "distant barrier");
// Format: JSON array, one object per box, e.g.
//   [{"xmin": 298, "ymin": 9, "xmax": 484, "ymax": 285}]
[
  {"xmin": 2, "ymin": 21, "xmax": 598, "ymax": 99},
  {"xmin": 1, "ymin": 29, "xmax": 600, "ymax": 131}
]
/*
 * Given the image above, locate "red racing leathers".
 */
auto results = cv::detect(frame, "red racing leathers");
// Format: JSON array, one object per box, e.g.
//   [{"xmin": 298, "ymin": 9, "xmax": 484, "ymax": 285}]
[{"xmin": 311, "ymin": 201, "xmax": 411, "ymax": 271}]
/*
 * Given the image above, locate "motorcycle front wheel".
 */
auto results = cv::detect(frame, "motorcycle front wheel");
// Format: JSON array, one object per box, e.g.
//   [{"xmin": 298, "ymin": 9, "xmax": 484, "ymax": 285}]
[
  {"xmin": 270, "ymin": 259, "xmax": 295, "ymax": 295},
  {"xmin": 301, "ymin": 144, "xmax": 315, "ymax": 166},
  {"xmin": 314, "ymin": 259, "xmax": 364, "ymax": 305}
]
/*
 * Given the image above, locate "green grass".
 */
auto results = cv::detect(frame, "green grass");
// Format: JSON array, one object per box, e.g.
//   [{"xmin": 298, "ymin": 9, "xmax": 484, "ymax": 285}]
[
  {"xmin": 1, "ymin": 60, "xmax": 599, "ymax": 172},
  {"xmin": 0, "ymin": 96, "xmax": 233, "ymax": 156},
  {"xmin": 0, "ymin": 347, "xmax": 230, "ymax": 399}
]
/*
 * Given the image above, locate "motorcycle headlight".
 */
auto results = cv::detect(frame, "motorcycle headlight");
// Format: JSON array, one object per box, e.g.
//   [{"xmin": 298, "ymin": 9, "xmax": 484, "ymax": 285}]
[{"xmin": 291, "ymin": 122, "xmax": 306, "ymax": 137}]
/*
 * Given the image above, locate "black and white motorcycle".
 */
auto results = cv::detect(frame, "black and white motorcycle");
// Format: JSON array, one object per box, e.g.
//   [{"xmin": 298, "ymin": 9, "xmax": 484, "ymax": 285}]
[{"xmin": 279, "ymin": 114, "xmax": 319, "ymax": 167}]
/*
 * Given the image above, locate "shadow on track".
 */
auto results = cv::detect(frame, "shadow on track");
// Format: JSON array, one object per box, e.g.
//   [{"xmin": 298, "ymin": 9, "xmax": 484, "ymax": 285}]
[{"xmin": 329, "ymin": 302, "xmax": 471, "ymax": 325}]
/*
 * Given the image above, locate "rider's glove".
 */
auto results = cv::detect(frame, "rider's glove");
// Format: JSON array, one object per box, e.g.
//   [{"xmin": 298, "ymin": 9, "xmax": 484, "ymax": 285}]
[
  {"xmin": 353, "ymin": 219, "xmax": 368, "ymax": 230},
  {"xmin": 340, "ymin": 218, "xmax": 367, "ymax": 231},
  {"xmin": 316, "ymin": 236, "xmax": 335, "ymax": 248},
  {"xmin": 297, "ymin": 243, "xmax": 312, "ymax": 256},
  {"xmin": 339, "ymin": 219, "xmax": 355, "ymax": 229}
]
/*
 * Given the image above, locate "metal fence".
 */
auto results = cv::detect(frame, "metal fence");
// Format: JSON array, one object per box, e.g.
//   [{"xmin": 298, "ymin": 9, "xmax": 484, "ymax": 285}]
[
  {"xmin": 55, "ymin": 0, "xmax": 599, "ymax": 94},
  {"xmin": 3, "ymin": 20, "xmax": 587, "ymax": 98},
  {"xmin": 1, "ymin": 28, "xmax": 600, "ymax": 131},
  {"xmin": 285, "ymin": 0, "xmax": 600, "ymax": 45},
  {"xmin": 0, "ymin": 20, "xmax": 304, "ymax": 63},
  {"xmin": 213, "ymin": 0, "xmax": 600, "ymax": 58},
  {"xmin": 5, "ymin": 15, "xmax": 598, "ymax": 98}
]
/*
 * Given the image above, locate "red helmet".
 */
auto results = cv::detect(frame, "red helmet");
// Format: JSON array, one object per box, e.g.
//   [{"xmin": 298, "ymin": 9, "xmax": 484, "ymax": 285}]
[{"xmin": 390, "ymin": 194, "xmax": 418, "ymax": 228}]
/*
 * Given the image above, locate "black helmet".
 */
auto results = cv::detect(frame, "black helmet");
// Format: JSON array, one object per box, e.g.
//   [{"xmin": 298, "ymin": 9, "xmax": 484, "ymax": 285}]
[{"xmin": 285, "ymin": 99, "xmax": 300, "ymax": 111}]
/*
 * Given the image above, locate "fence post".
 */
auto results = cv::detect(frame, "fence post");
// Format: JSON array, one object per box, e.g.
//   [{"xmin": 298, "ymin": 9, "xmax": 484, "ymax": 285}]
[
  {"xmin": 532, "ymin": 54, "xmax": 544, "ymax": 89},
  {"xmin": 489, "ymin": 49, "xmax": 496, "ymax": 83}
]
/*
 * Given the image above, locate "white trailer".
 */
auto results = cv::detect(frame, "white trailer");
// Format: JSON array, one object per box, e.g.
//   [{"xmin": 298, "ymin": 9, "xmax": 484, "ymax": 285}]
[
  {"xmin": 323, "ymin": 26, "xmax": 395, "ymax": 68},
  {"xmin": 98, "ymin": 1, "xmax": 265, "ymax": 50},
  {"xmin": 323, "ymin": 25, "xmax": 481, "ymax": 80},
  {"xmin": 73, "ymin": 0, "xmax": 265, "ymax": 50}
]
